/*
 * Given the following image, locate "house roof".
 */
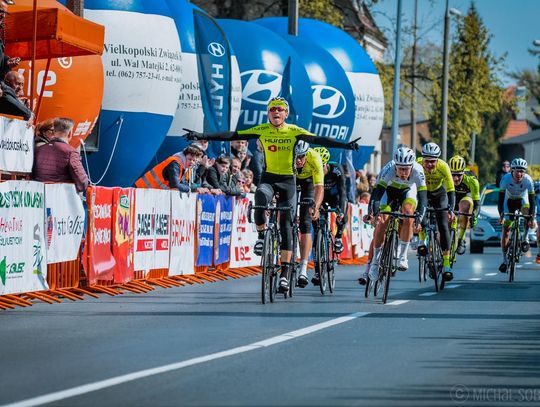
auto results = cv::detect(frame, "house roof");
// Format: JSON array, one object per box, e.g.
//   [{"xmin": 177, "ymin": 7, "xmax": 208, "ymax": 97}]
[
  {"xmin": 500, "ymin": 127, "xmax": 540, "ymax": 144},
  {"xmin": 502, "ymin": 120, "xmax": 529, "ymax": 139}
]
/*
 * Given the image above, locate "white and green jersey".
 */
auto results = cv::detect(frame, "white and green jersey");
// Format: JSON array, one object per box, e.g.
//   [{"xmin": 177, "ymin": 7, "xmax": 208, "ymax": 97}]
[{"xmin": 376, "ymin": 161, "xmax": 427, "ymax": 192}]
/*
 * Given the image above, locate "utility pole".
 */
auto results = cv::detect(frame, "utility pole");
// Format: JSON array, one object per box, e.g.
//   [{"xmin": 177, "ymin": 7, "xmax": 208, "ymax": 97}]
[
  {"xmin": 390, "ymin": 0, "xmax": 403, "ymax": 156},
  {"xmin": 441, "ymin": 0, "xmax": 450, "ymax": 161},
  {"xmin": 410, "ymin": 0, "xmax": 418, "ymax": 153},
  {"xmin": 288, "ymin": 0, "xmax": 298, "ymax": 36},
  {"xmin": 67, "ymin": 0, "xmax": 84, "ymax": 17}
]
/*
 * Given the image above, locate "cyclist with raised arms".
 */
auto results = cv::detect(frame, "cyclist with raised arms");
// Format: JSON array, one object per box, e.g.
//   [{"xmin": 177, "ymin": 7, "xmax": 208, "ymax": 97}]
[
  {"xmin": 359, "ymin": 146, "xmax": 427, "ymax": 285},
  {"xmin": 448, "ymin": 155, "xmax": 480, "ymax": 255},
  {"xmin": 417, "ymin": 143, "xmax": 456, "ymax": 282},
  {"xmin": 497, "ymin": 158, "xmax": 536, "ymax": 273},
  {"xmin": 294, "ymin": 141, "xmax": 324, "ymax": 288},
  {"xmin": 185, "ymin": 97, "xmax": 357, "ymax": 293}
]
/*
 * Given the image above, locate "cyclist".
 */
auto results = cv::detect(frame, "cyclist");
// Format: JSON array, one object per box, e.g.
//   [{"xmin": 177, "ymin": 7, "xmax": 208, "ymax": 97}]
[
  {"xmin": 184, "ymin": 97, "xmax": 357, "ymax": 293},
  {"xmin": 497, "ymin": 158, "xmax": 536, "ymax": 273},
  {"xmin": 417, "ymin": 143, "xmax": 456, "ymax": 282},
  {"xmin": 448, "ymin": 155, "xmax": 480, "ymax": 255},
  {"xmin": 309, "ymin": 147, "xmax": 348, "ymax": 286},
  {"xmin": 359, "ymin": 146, "xmax": 427, "ymax": 285},
  {"xmin": 294, "ymin": 141, "xmax": 325, "ymax": 288}
]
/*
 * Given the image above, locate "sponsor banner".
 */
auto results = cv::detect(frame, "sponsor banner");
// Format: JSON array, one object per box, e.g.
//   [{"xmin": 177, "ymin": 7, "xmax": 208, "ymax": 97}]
[
  {"xmin": 350, "ymin": 204, "xmax": 361, "ymax": 246},
  {"xmin": 45, "ymin": 183, "xmax": 85, "ymax": 264},
  {"xmin": 230, "ymin": 194, "xmax": 260, "ymax": 268},
  {"xmin": 0, "ymin": 181, "xmax": 47, "ymax": 295},
  {"xmin": 86, "ymin": 186, "xmax": 116, "ymax": 284},
  {"xmin": 0, "ymin": 117, "xmax": 34, "ymax": 173},
  {"xmin": 358, "ymin": 203, "xmax": 373, "ymax": 256},
  {"xmin": 214, "ymin": 195, "xmax": 233, "ymax": 265},
  {"xmin": 194, "ymin": 10, "xmax": 232, "ymax": 134},
  {"xmin": 337, "ymin": 204, "xmax": 353, "ymax": 260},
  {"xmin": 134, "ymin": 189, "xmax": 171, "ymax": 271},
  {"xmin": 196, "ymin": 194, "xmax": 216, "ymax": 266},
  {"xmin": 169, "ymin": 193, "xmax": 197, "ymax": 275},
  {"xmin": 85, "ymin": 10, "xmax": 182, "ymax": 116},
  {"xmin": 112, "ymin": 188, "xmax": 135, "ymax": 284}
]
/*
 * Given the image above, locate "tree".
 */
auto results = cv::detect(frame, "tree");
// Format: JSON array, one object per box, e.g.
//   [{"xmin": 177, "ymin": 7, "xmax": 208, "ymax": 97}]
[
  {"xmin": 428, "ymin": 3, "xmax": 503, "ymax": 160},
  {"xmin": 299, "ymin": 0, "xmax": 343, "ymax": 27},
  {"xmin": 511, "ymin": 67, "xmax": 540, "ymax": 126}
]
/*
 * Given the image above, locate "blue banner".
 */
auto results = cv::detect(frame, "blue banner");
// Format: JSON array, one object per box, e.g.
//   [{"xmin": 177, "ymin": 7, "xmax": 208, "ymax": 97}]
[
  {"xmin": 214, "ymin": 195, "xmax": 234, "ymax": 265},
  {"xmin": 194, "ymin": 10, "xmax": 232, "ymax": 158},
  {"xmin": 196, "ymin": 194, "xmax": 216, "ymax": 266}
]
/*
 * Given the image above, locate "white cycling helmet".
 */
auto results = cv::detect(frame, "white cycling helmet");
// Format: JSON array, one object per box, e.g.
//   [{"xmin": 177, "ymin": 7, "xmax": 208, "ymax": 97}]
[
  {"xmin": 511, "ymin": 157, "xmax": 527, "ymax": 171},
  {"xmin": 295, "ymin": 140, "xmax": 309, "ymax": 156},
  {"xmin": 394, "ymin": 146, "xmax": 415, "ymax": 166},
  {"xmin": 421, "ymin": 142, "xmax": 441, "ymax": 158}
]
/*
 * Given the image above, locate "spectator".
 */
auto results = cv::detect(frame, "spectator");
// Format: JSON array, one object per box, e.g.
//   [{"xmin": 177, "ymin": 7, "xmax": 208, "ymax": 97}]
[
  {"xmin": 355, "ymin": 169, "xmax": 370, "ymax": 195},
  {"xmin": 358, "ymin": 191, "xmax": 370, "ymax": 205},
  {"xmin": 495, "ymin": 160, "xmax": 511, "ymax": 188},
  {"xmin": 367, "ymin": 172, "xmax": 377, "ymax": 193},
  {"xmin": 33, "ymin": 117, "xmax": 89, "ymax": 193},
  {"xmin": 235, "ymin": 146, "xmax": 249, "ymax": 170},
  {"xmin": 230, "ymin": 157, "xmax": 242, "ymax": 176},
  {"xmin": 231, "ymin": 140, "xmax": 251, "ymax": 167},
  {"xmin": 0, "ymin": 71, "xmax": 33, "ymax": 121},
  {"xmin": 34, "ymin": 119, "xmax": 55, "ymax": 147},
  {"xmin": 135, "ymin": 144, "xmax": 204, "ymax": 192},
  {"xmin": 0, "ymin": 1, "xmax": 20, "ymax": 81},
  {"xmin": 205, "ymin": 155, "xmax": 242, "ymax": 196},
  {"xmin": 190, "ymin": 140, "xmax": 215, "ymax": 193},
  {"xmin": 242, "ymin": 169, "xmax": 257, "ymax": 193}
]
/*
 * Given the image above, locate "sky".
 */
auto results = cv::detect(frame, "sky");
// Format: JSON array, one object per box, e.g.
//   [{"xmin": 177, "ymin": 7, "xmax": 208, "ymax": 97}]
[{"xmin": 370, "ymin": 0, "xmax": 540, "ymax": 86}]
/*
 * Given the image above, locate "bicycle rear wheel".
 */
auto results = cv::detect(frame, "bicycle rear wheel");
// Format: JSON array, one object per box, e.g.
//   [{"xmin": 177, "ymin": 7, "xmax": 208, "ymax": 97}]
[
  {"xmin": 288, "ymin": 227, "xmax": 299, "ymax": 298},
  {"xmin": 315, "ymin": 228, "xmax": 328, "ymax": 295},
  {"xmin": 325, "ymin": 231, "xmax": 336, "ymax": 293},
  {"xmin": 418, "ymin": 255, "xmax": 426, "ymax": 282}
]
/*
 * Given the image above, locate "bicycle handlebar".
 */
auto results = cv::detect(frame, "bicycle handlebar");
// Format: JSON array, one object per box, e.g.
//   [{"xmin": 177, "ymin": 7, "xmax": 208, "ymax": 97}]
[
  {"xmin": 502, "ymin": 212, "xmax": 533, "ymax": 218},
  {"xmin": 379, "ymin": 211, "xmax": 417, "ymax": 219}
]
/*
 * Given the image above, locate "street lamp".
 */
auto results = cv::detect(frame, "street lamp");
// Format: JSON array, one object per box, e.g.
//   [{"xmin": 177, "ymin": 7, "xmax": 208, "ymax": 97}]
[{"xmin": 440, "ymin": 0, "xmax": 461, "ymax": 161}]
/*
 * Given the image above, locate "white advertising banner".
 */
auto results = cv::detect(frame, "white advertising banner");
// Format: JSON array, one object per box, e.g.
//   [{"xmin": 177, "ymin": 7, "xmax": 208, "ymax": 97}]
[
  {"xmin": 350, "ymin": 204, "xmax": 361, "ymax": 246},
  {"xmin": 169, "ymin": 193, "xmax": 197, "ymax": 275},
  {"xmin": 0, "ymin": 181, "xmax": 48, "ymax": 295},
  {"xmin": 0, "ymin": 117, "xmax": 34, "ymax": 173},
  {"xmin": 45, "ymin": 183, "xmax": 85, "ymax": 264},
  {"xmin": 358, "ymin": 203, "xmax": 373, "ymax": 256},
  {"xmin": 229, "ymin": 194, "xmax": 261, "ymax": 268},
  {"xmin": 134, "ymin": 189, "xmax": 171, "ymax": 271},
  {"xmin": 85, "ymin": 10, "xmax": 182, "ymax": 116}
]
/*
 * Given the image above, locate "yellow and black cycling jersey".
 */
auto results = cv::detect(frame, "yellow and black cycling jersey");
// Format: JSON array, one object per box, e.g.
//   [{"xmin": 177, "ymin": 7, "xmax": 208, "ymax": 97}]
[
  {"xmin": 296, "ymin": 148, "xmax": 324, "ymax": 185},
  {"xmin": 416, "ymin": 157, "xmax": 455, "ymax": 193},
  {"xmin": 455, "ymin": 171, "xmax": 480, "ymax": 202}
]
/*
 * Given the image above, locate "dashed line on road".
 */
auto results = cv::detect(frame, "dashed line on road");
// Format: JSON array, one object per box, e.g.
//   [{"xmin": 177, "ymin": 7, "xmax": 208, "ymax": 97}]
[
  {"xmin": 444, "ymin": 284, "xmax": 461, "ymax": 289},
  {"xmin": 0, "ymin": 312, "xmax": 370, "ymax": 407},
  {"xmin": 485, "ymin": 273, "xmax": 497, "ymax": 276},
  {"xmin": 468, "ymin": 277, "xmax": 482, "ymax": 281},
  {"xmin": 387, "ymin": 300, "xmax": 409, "ymax": 305},
  {"xmin": 419, "ymin": 292, "xmax": 437, "ymax": 297}
]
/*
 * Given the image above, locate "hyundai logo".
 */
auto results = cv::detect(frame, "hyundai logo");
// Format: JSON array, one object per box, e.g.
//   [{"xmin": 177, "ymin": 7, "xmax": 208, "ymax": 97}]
[
  {"xmin": 240, "ymin": 70, "xmax": 283, "ymax": 105},
  {"xmin": 312, "ymin": 85, "xmax": 347, "ymax": 119},
  {"xmin": 208, "ymin": 42, "xmax": 226, "ymax": 57}
]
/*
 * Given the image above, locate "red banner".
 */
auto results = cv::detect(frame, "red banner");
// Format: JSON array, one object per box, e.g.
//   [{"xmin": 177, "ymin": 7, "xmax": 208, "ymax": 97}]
[
  {"xmin": 112, "ymin": 188, "xmax": 134, "ymax": 284},
  {"xmin": 85, "ymin": 186, "xmax": 116, "ymax": 284}
]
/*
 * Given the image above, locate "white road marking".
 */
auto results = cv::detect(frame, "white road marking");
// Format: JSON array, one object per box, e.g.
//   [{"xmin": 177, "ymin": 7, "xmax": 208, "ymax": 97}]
[
  {"xmin": 444, "ymin": 284, "xmax": 461, "ymax": 289},
  {"xmin": 516, "ymin": 265, "xmax": 523, "ymax": 268},
  {"xmin": 485, "ymin": 273, "xmax": 497, "ymax": 276},
  {"xmin": 419, "ymin": 292, "xmax": 437, "ymax": 297},
  {"xmin": 1, "ymin": 312, "xmax": 369, "ymax": 407},
  {"xmin": 387, "ymin": 300, "xmax": 409, "ymax": 305},
  {"xmin": 468, "ymin": 277, "xmax": 482, "ymax": 281}
]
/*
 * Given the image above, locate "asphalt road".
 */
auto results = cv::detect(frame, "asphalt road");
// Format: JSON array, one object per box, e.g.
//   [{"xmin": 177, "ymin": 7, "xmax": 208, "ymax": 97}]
[{"xmin": 1, "ymin": 247, "xmax": 540, "ymax": 407}]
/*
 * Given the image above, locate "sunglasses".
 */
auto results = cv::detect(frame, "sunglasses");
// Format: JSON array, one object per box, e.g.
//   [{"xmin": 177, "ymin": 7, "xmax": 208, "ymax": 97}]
[
  {"xmin": 451, "ymin": 173, "xmax": 464, "ymax": 177},
  {"xmin": 424, "ymin": 159, "xmax": 437, "ymax": 164},
  {"xmin": 514, "ymin": 169, "xmax": 525, "ymax": 174},
  {"xmin": 269, "ymin": 106, "xmax": 286, "ymax": 113}
]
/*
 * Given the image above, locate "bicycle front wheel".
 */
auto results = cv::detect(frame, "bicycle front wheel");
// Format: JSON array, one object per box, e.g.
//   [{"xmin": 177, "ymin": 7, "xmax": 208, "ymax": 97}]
[
  {"xmin": 261, "ymin": 230, "xmax": 273, "ymax": 304},
  {"xmin": 315, "ymin": 228, "xmax": 328, "ymax": 295},
  {"xmin": 327, "ymin": 235, "xmax": 336, "ymax": 294},
  {"xmin": 508, "ymin": 228, "xmax": 519, "ymax": 283}
]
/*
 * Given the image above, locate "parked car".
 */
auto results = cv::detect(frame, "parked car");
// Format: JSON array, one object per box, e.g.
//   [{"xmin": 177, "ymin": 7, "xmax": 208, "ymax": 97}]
[{"xmin": 470, "ymin": 183, "xmax": 538, "ymax": 253}]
